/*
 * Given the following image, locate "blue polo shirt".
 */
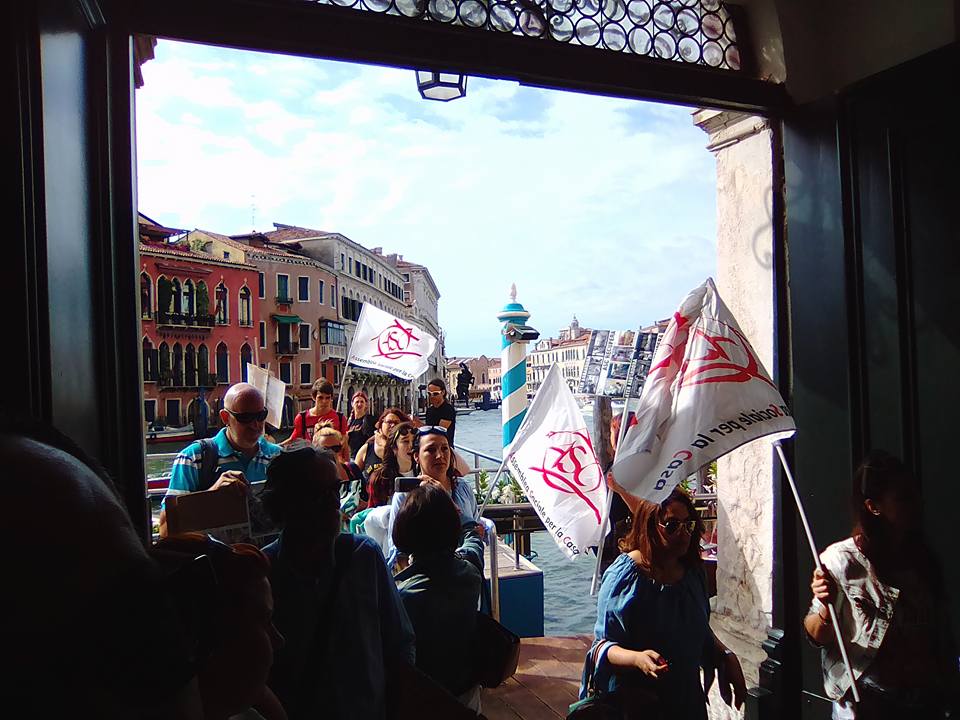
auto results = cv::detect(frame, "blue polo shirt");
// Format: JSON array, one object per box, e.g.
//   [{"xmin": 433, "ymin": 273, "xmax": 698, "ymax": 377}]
[{"xmin": 165, "ymin": 428, "xmax": 282, "ymax": 503}]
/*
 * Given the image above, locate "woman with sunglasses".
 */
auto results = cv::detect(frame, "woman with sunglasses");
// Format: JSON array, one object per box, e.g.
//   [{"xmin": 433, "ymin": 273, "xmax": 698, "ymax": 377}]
[
  {"xmin": 804, "ymin": 452, "xmax": 958, "ymax": 719},
  {"xmin": 355, "ymin": 407, "xmax": 411, "ymax": 477},
  {"xmin": 583, "ymin": 488, "xmax": 744, "ymax": 719},
  {"xmin": 366, "ymin": 421, "xmax": 417, "ymax": 509}
]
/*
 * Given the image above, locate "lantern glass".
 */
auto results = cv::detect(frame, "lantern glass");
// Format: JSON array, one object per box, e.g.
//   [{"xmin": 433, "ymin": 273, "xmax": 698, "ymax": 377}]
[{"xmin": 415, "ymin": 70, "xmax": 468, "ymax": 101}]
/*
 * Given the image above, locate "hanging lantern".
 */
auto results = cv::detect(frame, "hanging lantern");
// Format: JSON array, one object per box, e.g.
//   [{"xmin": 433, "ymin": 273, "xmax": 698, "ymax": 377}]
[{"xmin": 415, "ymin": 70, "xmax": 468, "ymax": 101}]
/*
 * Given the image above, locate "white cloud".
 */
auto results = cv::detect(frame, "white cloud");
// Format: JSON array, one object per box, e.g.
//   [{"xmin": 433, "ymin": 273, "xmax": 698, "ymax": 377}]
[{"xmin": 136, "ymin": 40, "xmax": 718, "ymax": 356}]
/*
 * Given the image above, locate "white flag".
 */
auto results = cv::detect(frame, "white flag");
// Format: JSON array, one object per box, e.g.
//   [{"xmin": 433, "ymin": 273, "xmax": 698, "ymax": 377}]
[
  {"xmin": 246, "ymin": 363, "xmax": 286, "ymax": 430},
  {"xmin": 612, "ymin": 278, "xmax": 796, "ymax": 504},
  {"xmin": 507, "ymin": 364, "xmax": 605, "ymax": 560},
  {"xmin": 347, "ymin": 304, "xmax": 437, "ymax": 381}
]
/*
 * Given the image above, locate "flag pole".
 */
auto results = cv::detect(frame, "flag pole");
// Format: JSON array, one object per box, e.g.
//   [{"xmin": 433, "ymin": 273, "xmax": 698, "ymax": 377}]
[
  {"xmin": 774, "ymin": 441, "xmax": 860, "ymax": 703},
  {"xmin": 334, "ymin": 361, "xmax": 353, "ymax": 415},
  {"xmin": 589, "ymin": 397, "xmax": 633, "ymax": 595},
  {"xmin": 335, "ymin": 316, "xmax": 361, "ymax": 414}
]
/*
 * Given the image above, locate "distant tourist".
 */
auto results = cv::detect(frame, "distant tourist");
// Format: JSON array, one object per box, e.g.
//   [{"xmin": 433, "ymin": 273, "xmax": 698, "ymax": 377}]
[
  {"xmin": 261, "ymin": 443, "xmax": 415, "ymax": 720},
  {"xmin": 283, "ymin": 380, "xmax": 347, "ymax": 444},
  {"xmin": 160, "ymin": 382, "xmax": 281, "ymax": 537},
  {"xmin": 424, "ymin": 378, "xmax": 457, "ymax": 448},
  {"xmin": 583, "ymin": 488, "xmax": 745, "ymax": 719},
  {"xmin": 804, "ymin": 451, "xmax": 958, "ymax": 719},
  {"xmin": 355, "ymin": 407, "xmax": 411, "ymax": 476},
  {"xmin": 393, "ymin": 484, "xmax": 485, "ymax": 711},
  {"xmin": 346, "ymin": 390, "xmax": 376, "ymax": 457}
]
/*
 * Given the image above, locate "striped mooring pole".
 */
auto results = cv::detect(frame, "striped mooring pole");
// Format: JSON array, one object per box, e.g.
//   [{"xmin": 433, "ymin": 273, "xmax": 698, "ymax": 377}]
[{"xmin": 497, "ymin": 284, "xmax": 538, "ymax": 453}]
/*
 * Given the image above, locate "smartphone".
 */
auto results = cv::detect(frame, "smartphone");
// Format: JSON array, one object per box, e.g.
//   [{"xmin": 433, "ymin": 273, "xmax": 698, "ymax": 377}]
[{"xmin": 394, "ymin": 476, "xmax": 421, "ymax": 493}]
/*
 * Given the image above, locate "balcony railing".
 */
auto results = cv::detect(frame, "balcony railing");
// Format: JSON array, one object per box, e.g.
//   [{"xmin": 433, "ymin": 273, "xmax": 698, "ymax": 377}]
[
  {"xmin": 155, "ymin": 311, "xmax": 215, "ymax": 328},
  {"xmin": 319, "ymin": 343, "xmax": 347, "ymax": 360},
  {"xmin": 157, "ymin": 372, "xmax": 219, "ymax": 390},
  {"xmin": 275, "ymin": 294, "xmax": 293, "ymax": 305},
  {"xmin": 275, "ymin": 341, "xmax": 299, "ymax": 355}
]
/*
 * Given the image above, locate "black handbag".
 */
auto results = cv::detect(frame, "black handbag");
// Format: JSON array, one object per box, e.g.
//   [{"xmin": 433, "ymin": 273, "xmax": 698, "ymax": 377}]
[
  {"xmin": 473, "ymin": 611, "xmax": 520, "ymax": 688},
  {"xmin": 566, "ymin": 640, "xmax": 622, "ymax": 720}
]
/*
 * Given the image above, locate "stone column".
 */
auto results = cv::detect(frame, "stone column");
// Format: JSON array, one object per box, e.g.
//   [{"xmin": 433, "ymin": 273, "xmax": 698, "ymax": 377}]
[{"xmin": 693, "ymin": 109, "xmax": 776, "ymax": 719}]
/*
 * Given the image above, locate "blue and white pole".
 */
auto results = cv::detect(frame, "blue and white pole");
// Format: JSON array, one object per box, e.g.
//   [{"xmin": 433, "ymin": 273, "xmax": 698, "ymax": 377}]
[{"xmin": 497, "ymin": 284, "xmax": 536, "ymax": 453}]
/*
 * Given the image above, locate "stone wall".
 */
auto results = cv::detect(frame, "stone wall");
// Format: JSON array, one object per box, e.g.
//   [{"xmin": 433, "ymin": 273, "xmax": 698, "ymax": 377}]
[{"xmin": 693, "ymin": 109, "xmax": 776, "ymax": 719}]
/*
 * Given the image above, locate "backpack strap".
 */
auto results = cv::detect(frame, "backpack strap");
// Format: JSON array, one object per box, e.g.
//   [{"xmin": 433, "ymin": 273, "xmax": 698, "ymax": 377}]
[
  {"xmin": 297, "ymin": 410, "xmax": 308, "ymax": 437},
  {"xmin": 197, "ymin": 438, "xmax": 220, "ymax": 491}
]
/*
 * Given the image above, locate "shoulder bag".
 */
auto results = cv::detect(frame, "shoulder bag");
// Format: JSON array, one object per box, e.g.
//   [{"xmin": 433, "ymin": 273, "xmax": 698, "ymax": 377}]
[{"xmin": 473, "ymin": 611, "xmax": 520, "ymax": 688}]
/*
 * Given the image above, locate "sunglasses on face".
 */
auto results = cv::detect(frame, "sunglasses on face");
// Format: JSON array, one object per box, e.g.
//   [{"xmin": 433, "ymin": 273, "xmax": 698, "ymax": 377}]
[
  {"xmin": 659, "ymin": 518, "xmax": 697, "ymax": 536},
  {"xmin": 322, "ymin": 443, "xmax": 343, "ymax": 453},
  {"xmin": 427, "ymin": 390, "xmax": 443, "ymax": 397},
  {"xmin": 227, "ymin": 408, "xmax": 268, "ymax": 424}
]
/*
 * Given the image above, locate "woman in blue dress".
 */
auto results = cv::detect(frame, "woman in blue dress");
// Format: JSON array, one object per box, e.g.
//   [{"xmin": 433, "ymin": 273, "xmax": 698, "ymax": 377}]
[{"xmin": 584, "ymin": 488, "xmax": 745, "ymax": 719}]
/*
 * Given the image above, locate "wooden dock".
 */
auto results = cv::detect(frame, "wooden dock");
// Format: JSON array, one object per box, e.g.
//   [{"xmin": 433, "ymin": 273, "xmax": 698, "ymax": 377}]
[{"xmin": 483, "ymin": 635, "xmax": 591, "ymax": 720}]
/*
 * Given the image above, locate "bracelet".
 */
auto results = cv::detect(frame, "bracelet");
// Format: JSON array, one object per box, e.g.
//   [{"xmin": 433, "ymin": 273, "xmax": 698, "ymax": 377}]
[{"xmin": 818, "ymin": 609, "xmax": 831, "ymax": 625}]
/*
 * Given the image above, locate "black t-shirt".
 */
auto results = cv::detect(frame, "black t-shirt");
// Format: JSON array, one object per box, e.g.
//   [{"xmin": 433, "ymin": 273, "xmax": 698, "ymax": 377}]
[
  {"xmin": 347, "ymin": 414, "xmax": 376, "ymax": 457},
  {"xmin": 425, "ymin": 401, "xmax": 457, "ymax": 448}
]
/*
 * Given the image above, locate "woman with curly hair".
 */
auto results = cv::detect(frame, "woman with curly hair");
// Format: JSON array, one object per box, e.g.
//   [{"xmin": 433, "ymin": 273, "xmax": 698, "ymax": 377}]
[
  {"xmin": 582, "ymin": 488, "xmax": 745, "ymax": 719},
  {"xmin": 366, "ymin": 421, "xmax": 416, "ymax": 508}
]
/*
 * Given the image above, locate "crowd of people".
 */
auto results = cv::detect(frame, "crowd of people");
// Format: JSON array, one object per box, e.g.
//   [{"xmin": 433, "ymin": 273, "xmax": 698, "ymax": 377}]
[{"xmin": 4, "ymin": 378, "xmax": 955, "ymax": 720}]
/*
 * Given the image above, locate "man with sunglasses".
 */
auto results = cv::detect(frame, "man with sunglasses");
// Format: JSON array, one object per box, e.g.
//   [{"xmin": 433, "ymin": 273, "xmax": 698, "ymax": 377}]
[
  {"xmin": 424, "ymin": 378, "xmax": 457, "ymax": 448},
  {"xmin": 161, "ymin": 383, "xmax": 281, "ymax": 537}
]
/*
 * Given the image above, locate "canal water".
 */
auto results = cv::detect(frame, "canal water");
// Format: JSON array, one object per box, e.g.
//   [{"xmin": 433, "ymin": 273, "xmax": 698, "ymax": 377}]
[{"xmin": 147, "ymin": 408, "xmax": 599, "ymax": 636}]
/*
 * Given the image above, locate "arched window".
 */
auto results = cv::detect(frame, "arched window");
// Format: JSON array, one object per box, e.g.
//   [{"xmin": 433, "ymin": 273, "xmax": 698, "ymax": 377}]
[
  {"xmin": 159, "ymin": 342, "xmax": 171, "ymax": 384},
  {"xmin": 172, "ymin": 343, "xmax": 184, "ymax": 386},
  {"xmin": 140, "ymin": 273, "xmax": 152, "ymax": 319},
  {"xmin": 198, "ymin": 344, "xmax": 210, "ymax": 385},
  {"xmin": 142, "ymin": 337, "xmax": 157, "ymax": 381},
  {"xmin": 183, "ymin": 279, "xmax": 195, "ymax": 319},
  {"xmin": 215, "ymin": 283, "xmax": 229, "ymax": 325},
  {"xmin": 239, "ymin": 286, "xmax": 252, "ymax": 326},
  {"xmin": 171, "ymin": 279, "xmax": 183, "ymax": 318},
  {"xmin": 240, "ymin": 344, "xmax": 252, "ymax": 381},
  {"xmin": 196, "ymin": 281, "xmax": 210, "ymax": 322},
  {"xmin": 216, "ymin": 342, "xmax": 229, "ymax": 383},
  {"xmin": 185, "ymin": 343, "xmax": 197, "ymax": 386}
]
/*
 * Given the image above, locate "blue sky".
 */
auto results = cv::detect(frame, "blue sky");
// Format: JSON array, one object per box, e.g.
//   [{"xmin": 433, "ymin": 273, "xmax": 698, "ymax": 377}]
[{"xmin": 136, "ymin": 40, "xmax": 717, "ymax": 356}]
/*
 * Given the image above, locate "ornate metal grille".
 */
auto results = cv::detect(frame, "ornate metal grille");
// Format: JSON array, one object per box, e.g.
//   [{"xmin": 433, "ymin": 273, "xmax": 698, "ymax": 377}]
[{"xmin": 307, "ymin": 0, "xmax": 743, "ymax": 70}]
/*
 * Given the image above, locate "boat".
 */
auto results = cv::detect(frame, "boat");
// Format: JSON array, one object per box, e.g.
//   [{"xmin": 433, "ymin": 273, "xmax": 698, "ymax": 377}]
[{"xmin": 145, "ymin": 422, "xmax": 195, "ymax": 444}]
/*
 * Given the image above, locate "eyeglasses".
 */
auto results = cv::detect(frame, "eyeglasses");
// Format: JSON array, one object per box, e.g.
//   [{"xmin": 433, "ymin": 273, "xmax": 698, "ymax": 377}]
[
  {"xmin": 659, "ymin": 519, "xmax": 697, "ymax": 536},
  {"xmin": 226, "ymin": 408, "xmax": 268, "ymax": 424},
  {"xmin": 427, "ymin": 390, "xmax": 443, "ymax": 397},
  {"xmin": 417, "ymin": 425, "xmax": 448, "ymax": 436}
]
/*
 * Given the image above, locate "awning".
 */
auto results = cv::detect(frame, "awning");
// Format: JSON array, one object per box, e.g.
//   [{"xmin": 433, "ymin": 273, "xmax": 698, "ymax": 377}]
[{"xmin": 271, "ymin": 314, "xmax": 303, "ymax": 324}]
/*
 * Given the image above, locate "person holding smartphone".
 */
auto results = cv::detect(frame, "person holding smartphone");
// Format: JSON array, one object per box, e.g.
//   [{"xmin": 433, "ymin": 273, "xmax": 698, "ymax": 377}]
[
  {"xmin": 382, "ymin": 425, "xmax": 480, "ymax": 572},
  {"xmin": 584, "ymin": 488, "xmax": 745, "ymax": 719}
]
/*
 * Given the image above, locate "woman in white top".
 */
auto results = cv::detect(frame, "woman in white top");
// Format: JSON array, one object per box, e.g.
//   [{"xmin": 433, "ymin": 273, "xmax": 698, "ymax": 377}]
[{"xmin": 804, "ymin": 451, "xmax": 958, "ymax": 719}]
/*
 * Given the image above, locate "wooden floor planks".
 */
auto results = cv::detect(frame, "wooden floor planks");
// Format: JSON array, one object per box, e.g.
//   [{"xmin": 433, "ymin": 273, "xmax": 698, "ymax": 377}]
[{"xmin": 483, "ymin": 635, "xmax": 591, "ymax": 720}]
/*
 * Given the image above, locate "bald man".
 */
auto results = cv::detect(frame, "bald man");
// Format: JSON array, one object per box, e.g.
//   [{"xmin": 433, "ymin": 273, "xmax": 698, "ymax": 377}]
[
  {"xmin": 161, "ymin": 382, "xmax": 281, "ymax": 537},
  {"xmin": 0, "ymin": 427, "xmax": 205, "ymax": 718}
]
